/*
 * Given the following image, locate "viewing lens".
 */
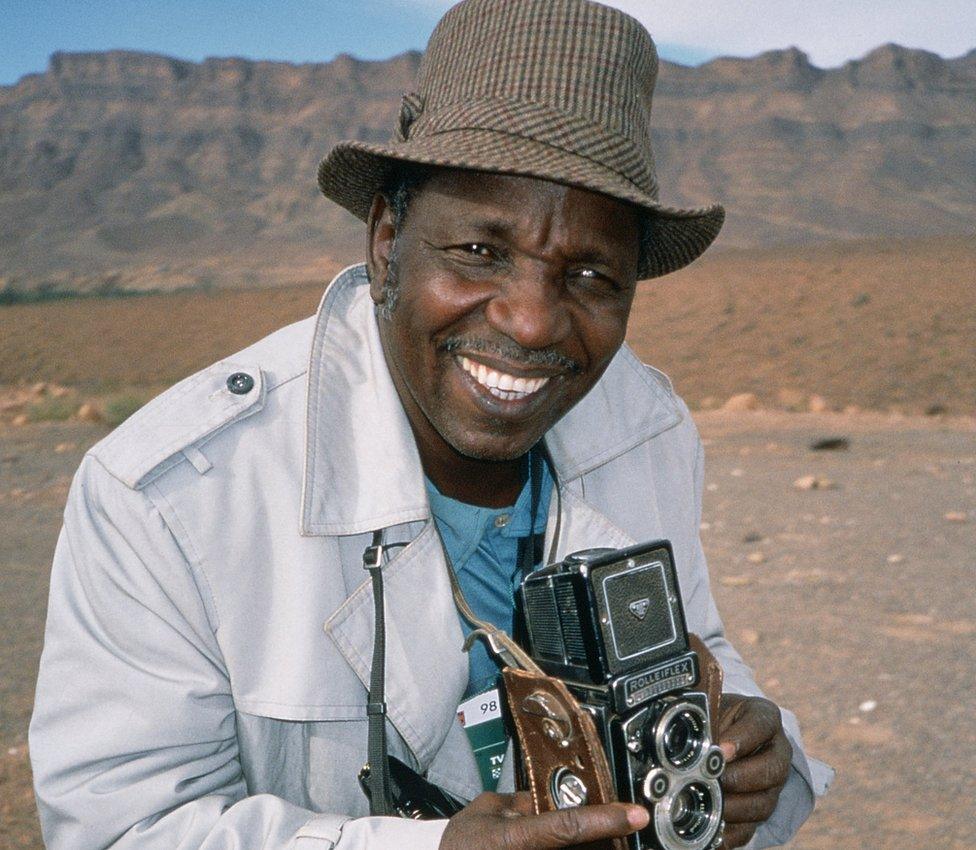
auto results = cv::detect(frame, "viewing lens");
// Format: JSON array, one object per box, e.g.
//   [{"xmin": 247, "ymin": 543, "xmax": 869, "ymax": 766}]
[
  {"xmin": 670, "ymin": 782, "xmax": 713, "ymax": 841},
  {"xmin": 662, "ymin": 709, "xmax": 705, "ymax": 768}
]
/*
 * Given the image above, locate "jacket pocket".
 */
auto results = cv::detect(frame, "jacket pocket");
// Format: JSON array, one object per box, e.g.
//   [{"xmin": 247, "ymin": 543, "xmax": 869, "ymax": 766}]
[{"xmin": 235, "ymin": 704, "xmax": 418, "ymax": 818}]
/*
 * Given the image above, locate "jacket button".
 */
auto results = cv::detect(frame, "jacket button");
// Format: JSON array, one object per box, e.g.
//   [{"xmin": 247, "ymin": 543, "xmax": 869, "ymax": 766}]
[{"xmin": 227, "ymin": 372, "xmax": 255, "ymax": 395}]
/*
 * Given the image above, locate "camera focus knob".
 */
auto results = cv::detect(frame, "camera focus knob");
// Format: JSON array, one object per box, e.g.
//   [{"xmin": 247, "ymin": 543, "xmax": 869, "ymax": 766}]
[
  {"xmin": 550, "ymin": 768, "xmax": 589, "ymax": 809},
  {"xmin": 704, "ymin": 745, "xmax": 726, "ymax": 778},
  {"xmin": 642, "ymin": 768, "xmax": 670, "ymax": 803}
]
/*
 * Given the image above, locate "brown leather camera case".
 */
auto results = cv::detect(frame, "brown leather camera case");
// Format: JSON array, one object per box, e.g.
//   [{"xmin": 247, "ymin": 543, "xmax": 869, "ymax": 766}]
[
  {"xmin": 501, "ymin": 635, "xmax": 723, "ymax": 850},
  {"xmin": 502, "ymin": 666, "xmax": 628, "ymax": 850}
]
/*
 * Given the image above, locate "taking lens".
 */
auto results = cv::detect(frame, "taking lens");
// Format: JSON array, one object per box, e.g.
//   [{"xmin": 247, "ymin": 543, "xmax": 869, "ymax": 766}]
[{"xmin": 670, "ymin": 782, "xmax": 713, "ymax": 841}]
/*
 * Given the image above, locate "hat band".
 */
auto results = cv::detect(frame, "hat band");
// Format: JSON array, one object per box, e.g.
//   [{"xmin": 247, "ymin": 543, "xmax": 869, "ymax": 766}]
[{"xmin": 401, "ymin": 96, "xmax": 658, "ymax": 196}]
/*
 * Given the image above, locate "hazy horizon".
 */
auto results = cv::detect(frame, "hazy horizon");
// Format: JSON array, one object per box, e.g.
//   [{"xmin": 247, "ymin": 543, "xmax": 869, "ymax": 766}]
[{"xmin": 2, "ymin": 0, "xmax": 972, "ymax": 85}]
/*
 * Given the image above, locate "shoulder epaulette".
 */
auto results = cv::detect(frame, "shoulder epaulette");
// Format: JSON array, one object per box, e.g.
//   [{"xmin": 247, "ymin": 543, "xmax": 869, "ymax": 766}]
[{"xmin": 90, "ymin": 358, "xmax": 267, "ymax": 490}]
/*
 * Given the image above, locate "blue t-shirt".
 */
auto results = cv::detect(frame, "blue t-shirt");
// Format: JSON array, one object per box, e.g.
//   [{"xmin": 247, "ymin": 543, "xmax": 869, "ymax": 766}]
[{"xmin": 426, "ymin": 459, "xmax": 553, "ymax": 697}]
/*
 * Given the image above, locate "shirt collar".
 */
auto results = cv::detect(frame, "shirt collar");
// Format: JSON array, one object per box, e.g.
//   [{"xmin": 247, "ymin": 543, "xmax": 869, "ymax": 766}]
[
  {"xmin": 300, "ymin": 264, "xmax": 682, "ymax": 536},
  {"xmin": 424, "ymin": 478, "xmax": 493, "ymax": 570},
  {"xmin": 423, "ymin": 453, "xmax": 553, "ymax": 570}
]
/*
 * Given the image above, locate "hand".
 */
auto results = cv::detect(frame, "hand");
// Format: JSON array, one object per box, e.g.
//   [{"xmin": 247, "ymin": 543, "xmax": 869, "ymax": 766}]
[
  {"xmin": 716, "ymin": 694, "xmax": 792, "ymax": 848},
  {"xmin": 439, "ymin": 790, "xmax": 648, "ymax": 849}
]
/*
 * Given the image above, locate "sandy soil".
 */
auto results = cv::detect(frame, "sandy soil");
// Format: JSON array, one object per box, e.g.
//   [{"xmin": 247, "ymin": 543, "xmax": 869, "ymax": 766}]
[
  {"xmin": 1, "ymin": 235, "xmax": 974, "ymax": 415},
  {"xmin": 2, "ymin": 409, "xmax": 973, "ymax": 849}
]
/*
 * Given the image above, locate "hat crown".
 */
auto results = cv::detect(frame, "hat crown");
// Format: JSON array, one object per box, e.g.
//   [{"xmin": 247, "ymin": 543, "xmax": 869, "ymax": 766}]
[
  {"xmin": 316, "ymin": 0, "xmax": 725, "ymax": 280},
  {"xmin": 417, "ymin": 0, "xmax": 658, "ymax": 140},
  {"xmin": 396, "ymin": 0, "xmax": 661, "ymax": 196}
]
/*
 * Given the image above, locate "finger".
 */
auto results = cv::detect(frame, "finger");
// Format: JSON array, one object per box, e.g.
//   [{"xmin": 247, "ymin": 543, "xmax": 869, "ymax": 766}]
[
  {"xmin": 498, "ymin": 790, "xmax": 624, "ymax": 819},
  {"xmin": 720, "ymin": 820, "xmax": 760, "ymax": 849},
  {"xmin": 721, "ymin": 733, "xmax": 792, "ymax": 793},
  {"xmin": 462, "ymin": 791, "xmax": 516, "ymax": 815},
  {"xmin": 507, "ymin": 791, "xmax": 538, "ymax": 817},
  {"xmin": 719, "ymin": 699, "xmax": 782, "ymax": 761},
  {"xmin": 721, "ymin": 787, "xmax": 783, "ymax": 824},
  {"xmin": 503, "ymin": 802, "xmax": 648, "ymax": 849}
]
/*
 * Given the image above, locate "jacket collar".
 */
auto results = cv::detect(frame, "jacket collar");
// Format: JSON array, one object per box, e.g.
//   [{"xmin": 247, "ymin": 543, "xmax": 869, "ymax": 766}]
[{"xmin": 301, "ymin": 264, "xmax": 682, "ymax": 536}]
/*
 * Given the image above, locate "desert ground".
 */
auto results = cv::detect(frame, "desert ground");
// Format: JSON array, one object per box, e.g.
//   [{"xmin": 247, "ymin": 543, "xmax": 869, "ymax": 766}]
[{"xmin": 1, "ymin": 236, "xmax": 974, "ymax": 848}]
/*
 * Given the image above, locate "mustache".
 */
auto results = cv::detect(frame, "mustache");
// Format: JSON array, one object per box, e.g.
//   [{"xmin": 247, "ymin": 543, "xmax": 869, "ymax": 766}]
[{"xmin": 441, "ymin": 336, "xmax": 582, "ymax": 374}]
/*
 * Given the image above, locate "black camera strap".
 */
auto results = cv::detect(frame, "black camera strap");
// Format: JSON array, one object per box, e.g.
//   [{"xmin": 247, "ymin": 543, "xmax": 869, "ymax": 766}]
[
  {"xmin": 517, "ymin": 448, "xmax": 546, "ymax": 580},
  {"xmin": 360, "ymin": 448, "xmax": 550, "ymax": 815},
  {"xmin": 361, "ymin": 529, "xmax": 399, "ymax": 817}
]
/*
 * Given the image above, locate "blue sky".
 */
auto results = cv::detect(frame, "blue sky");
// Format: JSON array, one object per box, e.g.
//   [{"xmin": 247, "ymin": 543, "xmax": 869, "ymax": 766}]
[{"xmin": 2, "ymin": 0, "xmax": 972, "ymax": 86}]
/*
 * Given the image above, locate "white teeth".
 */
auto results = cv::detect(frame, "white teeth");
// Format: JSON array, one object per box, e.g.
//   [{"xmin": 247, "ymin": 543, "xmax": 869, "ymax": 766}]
[{"xmin": 457, "ymin": 356, "xmax": 550, "ymax": 399}]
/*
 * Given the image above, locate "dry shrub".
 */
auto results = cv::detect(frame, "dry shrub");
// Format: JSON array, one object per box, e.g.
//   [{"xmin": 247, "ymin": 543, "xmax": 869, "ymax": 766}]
[
  {"xmin": 102, "ymin": 392, "xmax": 152, "ymax": 426},
  {"xmin": 26, "ymin": 397, "xmax": 75, "ymax": 423}
]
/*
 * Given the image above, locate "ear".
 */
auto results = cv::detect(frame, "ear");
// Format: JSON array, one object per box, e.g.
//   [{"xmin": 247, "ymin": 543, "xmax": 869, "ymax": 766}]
[{"xmin": 366, "ymin": 193, "xmax": 397, "ymax": 305}]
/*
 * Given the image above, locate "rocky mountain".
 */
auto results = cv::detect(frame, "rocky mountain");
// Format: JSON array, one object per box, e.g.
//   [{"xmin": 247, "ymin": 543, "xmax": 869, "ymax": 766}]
[{"xmin": 1, "ymin": 44, "xmax": 973, "ymax": 297}]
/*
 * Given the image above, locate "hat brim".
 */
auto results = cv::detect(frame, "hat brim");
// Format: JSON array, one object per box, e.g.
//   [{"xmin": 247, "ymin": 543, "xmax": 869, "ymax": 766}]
[{"xmin": 317, "ymin": 129, "xmax": 724, "ymax": 280}]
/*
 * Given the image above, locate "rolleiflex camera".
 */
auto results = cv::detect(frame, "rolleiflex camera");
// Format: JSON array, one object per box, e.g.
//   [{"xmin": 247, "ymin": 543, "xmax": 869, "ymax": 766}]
[{"xmin": 518, "ymin": 540, "xmax": 725, "ymax": 850}]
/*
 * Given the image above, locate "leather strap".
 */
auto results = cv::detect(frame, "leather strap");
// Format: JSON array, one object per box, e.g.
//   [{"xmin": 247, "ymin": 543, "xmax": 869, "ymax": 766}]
[
  {"xmin": 436, "ymin": 446, "xmax": 548, "ymax": 675},
  {"xmin": 689, "ymin": 633, "xmax": 724, "ymax": 726},
  {"xmin": 439, "ymin": 533, "xmax": 543, "ymax": 674},
  {"xmin": 502, "ymin": 667, "xmax": 628, "ymax": 850}
]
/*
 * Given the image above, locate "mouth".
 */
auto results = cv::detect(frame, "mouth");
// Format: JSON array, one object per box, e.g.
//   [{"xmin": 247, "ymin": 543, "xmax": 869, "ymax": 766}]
[{"xmin": 456, "ymin": 355, "xmax": 551, "ymax": 402}]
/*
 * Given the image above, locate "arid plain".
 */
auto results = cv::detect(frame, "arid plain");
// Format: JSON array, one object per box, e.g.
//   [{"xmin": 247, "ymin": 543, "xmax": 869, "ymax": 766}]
[{"xmin": 1, "ymin": 235, "xmax": 974, "ymax": 849}]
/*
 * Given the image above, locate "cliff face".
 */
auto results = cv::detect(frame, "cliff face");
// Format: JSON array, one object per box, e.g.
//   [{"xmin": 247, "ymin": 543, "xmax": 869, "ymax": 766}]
[{"xmin": 1, "ymin": 45, "xmax": 973, "ymax": 296}]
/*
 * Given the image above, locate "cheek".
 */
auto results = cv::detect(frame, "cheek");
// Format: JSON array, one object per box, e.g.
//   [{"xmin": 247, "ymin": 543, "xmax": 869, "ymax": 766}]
[
  {"xmin": 394, "ymin": 286, "xmax": 492, "ymax": 366},
  {"xmin": 383, "ymin": 291, "xmax": 461, "ymax": 389},
  {"xmin": 577, "ymin": 307, "xmax": 630, "ymax": 366}
]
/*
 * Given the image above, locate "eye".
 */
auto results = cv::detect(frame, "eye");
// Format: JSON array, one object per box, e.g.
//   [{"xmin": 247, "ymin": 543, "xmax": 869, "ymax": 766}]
[
  {"xmin": 459, "ymin": 243, "xmax": 493, "ymax": 258},
  {"xmin": 570, "ymin": 266, "xmax": 621, "ymax": 294},
  {"xmin": 444, "ymin": 242, "xmax": 500, "ymax": 266}
]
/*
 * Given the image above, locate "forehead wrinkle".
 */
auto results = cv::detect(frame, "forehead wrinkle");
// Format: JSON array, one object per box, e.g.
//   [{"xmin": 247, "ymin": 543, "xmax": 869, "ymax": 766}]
[
  {"xmin": 469, "ymin": 212, "xmax": 625, "ymax": 272},
  {"xmin": 419, "ymin": 172, "xmax": 633, "ymax": 269}
]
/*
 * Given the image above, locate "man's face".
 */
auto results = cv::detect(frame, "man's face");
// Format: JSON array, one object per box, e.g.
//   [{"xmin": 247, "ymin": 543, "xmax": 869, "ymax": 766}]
[{"xmin": 367, "ymin": 168, "xmax": 640, "ymax": 468}]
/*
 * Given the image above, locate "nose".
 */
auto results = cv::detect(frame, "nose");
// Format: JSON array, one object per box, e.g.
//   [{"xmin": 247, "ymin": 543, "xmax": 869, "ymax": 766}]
[{"xmin": 484, "ymin": 270, "xmax": 572, "ymax": 351}]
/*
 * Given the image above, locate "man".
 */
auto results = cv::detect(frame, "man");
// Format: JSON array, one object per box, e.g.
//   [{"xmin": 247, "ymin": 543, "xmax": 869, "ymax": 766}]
[{"xmin": 30, "ymin": 1, "xmax": 832, "ymax": 848}]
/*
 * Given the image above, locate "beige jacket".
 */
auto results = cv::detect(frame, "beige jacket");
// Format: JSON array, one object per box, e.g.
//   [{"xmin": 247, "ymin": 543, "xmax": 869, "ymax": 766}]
[{"xmin": 30, "ymin": 265, "xmax": 831, "ymax": 849}]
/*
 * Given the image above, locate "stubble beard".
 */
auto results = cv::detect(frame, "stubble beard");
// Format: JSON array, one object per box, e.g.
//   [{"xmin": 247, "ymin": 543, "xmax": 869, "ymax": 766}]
[{"xmin": 374, "ymin": 237, "xmax": 402, "ymax": 321}]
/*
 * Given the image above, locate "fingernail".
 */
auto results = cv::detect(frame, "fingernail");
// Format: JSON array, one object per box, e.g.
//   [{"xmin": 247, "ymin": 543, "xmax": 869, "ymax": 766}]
[
  {"xmin": 720, "ymin": 742, "xmax": 737, "ymax": 761},
  {"xmin": 626, "ymin": 805, "xmax": 650, "ymax": 830}
]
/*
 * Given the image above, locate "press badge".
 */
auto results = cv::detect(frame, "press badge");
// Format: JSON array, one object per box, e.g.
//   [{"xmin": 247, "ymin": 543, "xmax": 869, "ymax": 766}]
[{"xmin": 458, "ymin": 687, "xmax": 507, "ymax": 791}]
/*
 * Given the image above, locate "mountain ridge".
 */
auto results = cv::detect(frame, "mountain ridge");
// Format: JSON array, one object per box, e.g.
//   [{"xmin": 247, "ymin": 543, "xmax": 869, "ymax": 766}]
[{"xmin": 1, "ymin": 45, "xmax": 973, "ymax": 297}]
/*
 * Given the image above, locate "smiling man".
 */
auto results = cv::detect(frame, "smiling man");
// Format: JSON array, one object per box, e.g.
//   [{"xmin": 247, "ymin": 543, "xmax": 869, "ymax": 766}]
[
  {"xmin": 368, "ymin": 169, "xmax": 640, "ymax": 506},
  {"xmin": 30, "ymin": 1, "xmax": 831, "ymax": 849}
]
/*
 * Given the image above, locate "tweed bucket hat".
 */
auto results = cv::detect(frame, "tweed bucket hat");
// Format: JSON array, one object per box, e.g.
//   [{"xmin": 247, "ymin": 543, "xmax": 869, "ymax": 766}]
[{"xmin": 317, "ymin": 0, "xmax": 724, "ymax": 280}]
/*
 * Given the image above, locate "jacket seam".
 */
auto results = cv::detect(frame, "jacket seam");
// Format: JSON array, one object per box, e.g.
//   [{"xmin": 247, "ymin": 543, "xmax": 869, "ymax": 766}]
[
  {"xmin": 145, "ymin": 477, "xmax": 222, "ymax": 635},
  {"xmin": 327, "ymin": 619, "xmax": 428, "ymax": 759},
  {"xmin": 303, "ymin": 508, "xmax": 431, "ymax": 538},
  {"xmin": 237, "ymin": 700, "xmax": 367, "ymax": 710},
  {"xmin": 265, "ymin": 365, "xmax": 308, "ymax": 395}
]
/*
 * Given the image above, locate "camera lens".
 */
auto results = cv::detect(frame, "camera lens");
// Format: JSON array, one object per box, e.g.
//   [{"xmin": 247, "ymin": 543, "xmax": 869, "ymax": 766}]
[
  {"xmin": 669, "ymin": 782, "xmax": 713, "ymax": 841},
  {"xmin": 661, "ymin": 709, "xmax": 705, "ymax": 769}
]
